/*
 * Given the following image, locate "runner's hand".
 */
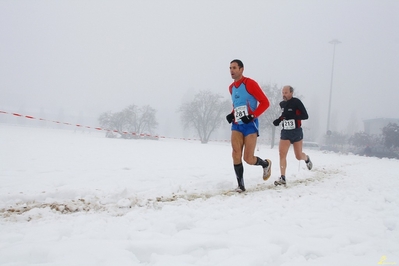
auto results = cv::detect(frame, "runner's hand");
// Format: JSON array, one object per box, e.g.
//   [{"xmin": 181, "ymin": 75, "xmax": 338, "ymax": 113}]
[
  {"xmin": 241, "ymin": 115, "xmax": 254, "ymax": 124},
  {"xmin": 273, "ymin": 118, "xmax": 281, "ymax": 126},
  {"xmin": 226, "ymin": 113, "xmax": 234, "ymax": 124}
]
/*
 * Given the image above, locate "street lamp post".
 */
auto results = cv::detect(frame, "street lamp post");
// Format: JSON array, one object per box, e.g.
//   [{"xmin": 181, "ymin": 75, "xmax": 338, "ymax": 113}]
[{"xmin": 326, "ymin": 39, "xmax": 341, "ymax": 135}]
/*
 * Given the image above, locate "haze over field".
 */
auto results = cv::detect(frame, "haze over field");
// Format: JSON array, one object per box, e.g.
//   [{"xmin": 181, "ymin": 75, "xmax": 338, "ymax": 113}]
[{"xmin": 1, "ymin": 0, "xmax": 398, "ymax": 139}]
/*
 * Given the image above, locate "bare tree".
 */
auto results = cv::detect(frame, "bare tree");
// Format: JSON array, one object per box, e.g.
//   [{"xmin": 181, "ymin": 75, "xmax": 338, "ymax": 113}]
[
  {"xmin": 98, "ymin": 111, "xmax": 125, "ymax": 138},
  {"xmin": 98, "ymin": 104, "xmax": 158, "ymax": 139},
  {"xmin": 258, "ymin": 83, "xmax": 283, "ymax": 148},
  {"xmin": 131, "ymin": 105, "xmax": 158, "ymax": 136},
  {"xmin": 179, "ymin": 90, "xmax": 230, "ymax": 144}
]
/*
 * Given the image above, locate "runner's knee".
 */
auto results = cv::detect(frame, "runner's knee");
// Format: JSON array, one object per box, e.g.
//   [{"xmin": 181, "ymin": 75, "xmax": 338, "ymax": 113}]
[
  {"xmin": 294, "ymin": 152, "xmax": 305, "ymax": 161},
  {"xmin": 243, "ymin": 155, "xmax": 255, "ymax": 165}
]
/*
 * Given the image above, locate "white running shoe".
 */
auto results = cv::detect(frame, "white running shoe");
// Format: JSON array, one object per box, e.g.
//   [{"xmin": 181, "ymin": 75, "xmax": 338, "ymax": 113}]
[
  {"xmin": 263, "ymin": 159, "xmax": 272, "ymax": 180},
  {"xmin": 306, "ymin": 156, "xmax": 313, "ymax": 170},
  {"xmin": 274, "ymin": 175, "xmax": 286, "ymax": 186}
]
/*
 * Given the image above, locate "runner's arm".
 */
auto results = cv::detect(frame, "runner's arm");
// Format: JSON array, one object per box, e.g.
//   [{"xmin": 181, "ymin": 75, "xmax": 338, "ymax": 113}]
[
  {"xmin": 295, "ymin": 99, "xmax": 309, "ymax": 120},
  {"xmin": 246, "ymin": 79, "xmax": 270, "ymax": 118}
]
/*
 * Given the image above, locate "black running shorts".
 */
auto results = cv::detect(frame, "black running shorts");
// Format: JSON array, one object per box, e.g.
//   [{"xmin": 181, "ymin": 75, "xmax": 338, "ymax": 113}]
[{"xmin": 280, "ymin": 127, "xmax": 303, "ymax": 144}]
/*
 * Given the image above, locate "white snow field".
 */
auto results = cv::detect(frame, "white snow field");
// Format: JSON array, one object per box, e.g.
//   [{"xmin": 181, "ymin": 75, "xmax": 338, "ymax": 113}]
[{"xmin": 0, "ymin": 124, "xmax": 398, "ymax": 266}]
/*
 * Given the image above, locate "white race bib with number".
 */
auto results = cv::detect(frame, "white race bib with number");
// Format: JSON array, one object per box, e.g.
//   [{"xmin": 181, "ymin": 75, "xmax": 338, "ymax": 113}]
[
  {"xmin": 234, "ymin": 105, "xmax": 248, "ymax": 122},
  {"xmin": 283, "ymin": 119, "xmax": 295, "ymax": 130}
]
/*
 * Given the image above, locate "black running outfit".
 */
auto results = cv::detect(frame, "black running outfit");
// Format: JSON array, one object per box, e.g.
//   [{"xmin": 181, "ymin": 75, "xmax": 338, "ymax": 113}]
[{"xmin": 279, "ymin": 97, "xmax": 309, "ymax": 144}]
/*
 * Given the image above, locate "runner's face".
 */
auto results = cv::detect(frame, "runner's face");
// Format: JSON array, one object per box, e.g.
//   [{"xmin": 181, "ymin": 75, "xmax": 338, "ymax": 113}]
[
  {"xmin": 282, "ymin": 86, "xmax": 293, "ymax": 101},
  {"xmin": 230, "ymin": 62, "xmax": 243, "ymax": 81}
]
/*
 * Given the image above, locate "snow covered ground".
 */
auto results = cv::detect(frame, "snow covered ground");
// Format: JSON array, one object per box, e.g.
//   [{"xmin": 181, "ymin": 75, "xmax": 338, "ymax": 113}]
[{"xmin": 0, "ymin": 124, "xmax": 398, "ymax": 266}]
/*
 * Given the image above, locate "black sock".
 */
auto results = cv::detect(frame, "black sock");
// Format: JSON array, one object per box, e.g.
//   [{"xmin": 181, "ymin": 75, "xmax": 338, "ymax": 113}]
[
  {"xmin": 234, "ymin": 163, "xmax": 244, "ymax": 188},
  {"xmin": 255, "ymin": 157, "xmax": 268, "ymax": 168}
]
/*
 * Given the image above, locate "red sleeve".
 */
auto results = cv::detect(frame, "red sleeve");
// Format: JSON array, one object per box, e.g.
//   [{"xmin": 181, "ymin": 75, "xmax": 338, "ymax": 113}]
[
  {"xmin": 245, "ymin": 78, "xmax": 270, "ymax": 118},
  {"xmin": 228, "ymin": 84, "xmax": 234, "ymax": 112}
]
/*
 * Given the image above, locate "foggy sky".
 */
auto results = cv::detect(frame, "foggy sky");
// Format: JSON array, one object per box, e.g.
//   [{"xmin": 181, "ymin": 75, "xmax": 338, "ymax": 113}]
[{"xmin": 1, "ymin": 0, "xmax": 398, "ymax": 138}]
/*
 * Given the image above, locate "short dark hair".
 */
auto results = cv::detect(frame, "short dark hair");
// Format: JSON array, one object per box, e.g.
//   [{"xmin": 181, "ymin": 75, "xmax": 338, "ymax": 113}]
[
  {"xmin": 289, "ymin": 86, "xmax": 294, "ymax": 93},
  {"xmin": 230, "ymin": 59, "xmax": 244, "ymax": 68}
]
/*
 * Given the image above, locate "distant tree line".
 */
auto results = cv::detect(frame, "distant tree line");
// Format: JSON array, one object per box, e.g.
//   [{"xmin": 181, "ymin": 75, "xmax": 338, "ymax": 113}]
[
  {"xmin": 97, "ymin": 88, "xmax": 399, "ymax": 160},
  {"xmin": 323, "ymin": 123, "xmax": 399, "ymax": 159},
  {"xmin": 97, "ymin": 85, "xmax": 296, "ymax": 144}
]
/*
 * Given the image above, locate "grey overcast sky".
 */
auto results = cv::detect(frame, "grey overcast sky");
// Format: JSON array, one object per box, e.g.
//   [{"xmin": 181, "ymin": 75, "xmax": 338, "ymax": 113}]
[{"xmin": 1, "ymin": 0, "xmax": 398, "ymax": 136}]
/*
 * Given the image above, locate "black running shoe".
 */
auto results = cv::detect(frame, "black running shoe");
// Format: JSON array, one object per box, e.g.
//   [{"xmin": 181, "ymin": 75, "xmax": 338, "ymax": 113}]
[
  {"xmin": 234, "ymin": 186, "xmax": 246, "ymax": 193},
  {"xmin": 306, "ymin": 156, "xmax": 313, "ymax": 170},
  {"xmin": 236, "ymin": 176, "xmax": 245, "ymax": 192}
]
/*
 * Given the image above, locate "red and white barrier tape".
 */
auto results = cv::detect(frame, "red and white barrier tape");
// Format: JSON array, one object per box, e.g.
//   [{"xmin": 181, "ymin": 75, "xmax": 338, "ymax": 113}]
[
  {"xmin": 0, "ymin": 110, "xmax": 232, "ymax": 142},
  {"xmin": 0, "ymin": 110, "xmax": 167, "ymax": 139}
]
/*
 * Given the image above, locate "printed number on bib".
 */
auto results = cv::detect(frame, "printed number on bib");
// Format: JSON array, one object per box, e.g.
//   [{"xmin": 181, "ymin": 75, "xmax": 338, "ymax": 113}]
[
  {"xmin": 283, "ymin": 119, "xmax": 295, "ymax": 130},
  {"xmin": 234, "ymin": 106, "xmax": 248, "ymax": 122}
]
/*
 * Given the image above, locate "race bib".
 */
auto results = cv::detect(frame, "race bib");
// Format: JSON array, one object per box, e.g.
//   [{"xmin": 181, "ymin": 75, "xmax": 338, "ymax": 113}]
[
  {"xmin": 283, "ymin": 119, "xmax": 295, "ymax": 130},
  {"xmin": 234, "ymin": 105, "xmax": 248, "ymax": 122}
]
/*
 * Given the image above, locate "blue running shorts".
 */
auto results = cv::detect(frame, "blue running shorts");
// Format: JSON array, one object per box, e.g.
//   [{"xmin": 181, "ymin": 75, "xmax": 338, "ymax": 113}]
[{"xmin": 231, "ymin": 120, "xmax": 259, "ymax": 137}]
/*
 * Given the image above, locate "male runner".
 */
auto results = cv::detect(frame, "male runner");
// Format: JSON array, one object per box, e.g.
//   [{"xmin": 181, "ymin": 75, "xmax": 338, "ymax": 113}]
[
  {"xmin": 273, "ymin": 85, "xmax": 313, "ymax": 186},
  {"xmin": 226, "ymin": 59, "xmax": 272, "ymax": 192}
]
